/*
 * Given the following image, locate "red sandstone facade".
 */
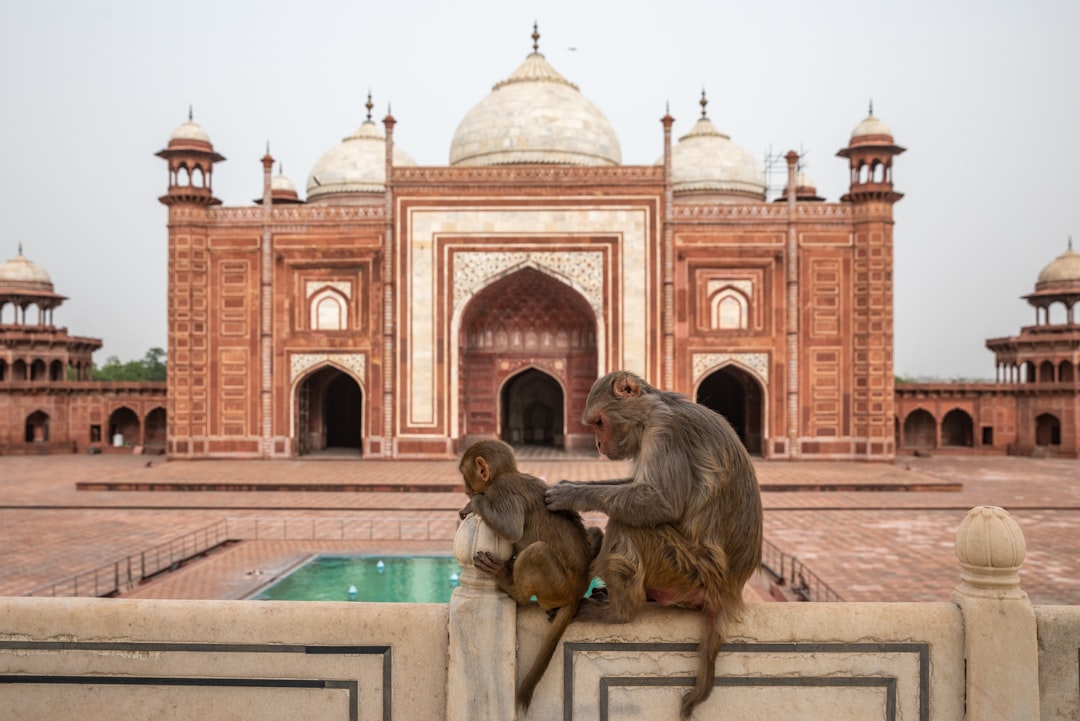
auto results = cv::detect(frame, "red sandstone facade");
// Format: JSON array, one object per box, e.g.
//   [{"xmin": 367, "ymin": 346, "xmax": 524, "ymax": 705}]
[{"xmin": 154, "ymin": 36, "xmax": 905, "ymax": 461}]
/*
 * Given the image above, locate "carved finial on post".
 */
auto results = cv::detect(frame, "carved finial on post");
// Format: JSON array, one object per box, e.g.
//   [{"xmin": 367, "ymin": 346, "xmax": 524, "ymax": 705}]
[
  {"xmin": 951, "ymin": 506, "xmax": 1040, "ymax": 720},
  {"xmin": 954, "ymin": 505, "xmax": 1027, "ymax": 598},
  {"xmin": 447, "ymin": 514, "xmax": 517, "ymax": 721}
]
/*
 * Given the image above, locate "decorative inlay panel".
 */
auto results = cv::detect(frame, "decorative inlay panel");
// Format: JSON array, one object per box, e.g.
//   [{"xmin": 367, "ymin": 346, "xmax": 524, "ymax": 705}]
[
  {"xmin": 289, "ymin": 353, "xmax": 366, "ymax": 384},
  {"xmin": 693, "ymin": 352, "xmax": 769, "ymax": 383},
  {"xmin": 453, "ymin": 251, "xmax": 604, "ymax": 318},
  {"xmin": 305, "ymin": 280, "xmax": 352, "ymax": 299}
]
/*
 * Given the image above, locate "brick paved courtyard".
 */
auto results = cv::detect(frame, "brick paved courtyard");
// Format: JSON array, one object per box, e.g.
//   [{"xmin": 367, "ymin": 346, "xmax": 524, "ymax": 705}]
[{"xmin": 1, "ymin": 452, "xmax": 1077, "ymax": 604}]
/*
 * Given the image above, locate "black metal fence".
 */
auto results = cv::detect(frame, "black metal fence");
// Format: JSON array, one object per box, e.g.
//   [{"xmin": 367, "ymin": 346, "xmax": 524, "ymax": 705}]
[
  {"xmin": 760, "ymin": 537, "xmax": 844, "ymax": 602},
  {"xmin": 25, "ymin": 520, "xmax": 231, "ymax": 598}
]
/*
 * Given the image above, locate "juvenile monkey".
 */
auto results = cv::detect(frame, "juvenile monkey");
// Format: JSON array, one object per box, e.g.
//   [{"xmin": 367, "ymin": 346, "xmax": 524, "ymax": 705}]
[
  {"xmin": 545, "ymin": 371, "xmax": 763, "ymax": 719},
  {"xmin": 458, "ymin": 439, "xmax": 603, "ymax": 711}
]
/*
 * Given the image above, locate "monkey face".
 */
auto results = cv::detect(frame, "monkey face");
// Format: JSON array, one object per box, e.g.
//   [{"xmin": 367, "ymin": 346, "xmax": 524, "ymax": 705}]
[
  {"xmin": 585, "ymin": 411, "xmax": 635, "ymax": 460},
  {"xmin": 460, "ymin": 455, "xmax": 492, "ymax": 495}
]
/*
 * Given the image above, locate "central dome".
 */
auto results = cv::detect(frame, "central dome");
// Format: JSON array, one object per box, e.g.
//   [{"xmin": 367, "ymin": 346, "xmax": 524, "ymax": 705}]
[{"xmin": 450, "ymin": 28, "xmax": 621, "ymax": 167}]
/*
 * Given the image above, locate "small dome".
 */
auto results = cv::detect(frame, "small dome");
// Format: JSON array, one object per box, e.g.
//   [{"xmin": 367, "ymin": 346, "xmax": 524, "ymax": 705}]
[
  {"xmin": 307, "ymin": 114, "xmax": 416, "ymax": 200},
  {"xmin": 663, "ymin": 97, "xmax": 765, "ymax": 198},
  {"xmin": 0, "ymin": 248, "xmax": 54, "ymax": 293},
  {"xmin": 171, "ymin": 119, "xmax": 210, "ymax": 143},
  {"xmin": 779, "ymin": 171, "xmax": 824, "ymax": 202},
  {"xmin": 1035, "ymin": 241, "xmax": 1080, "ymax": 292},
  {"xmin": 450, "ymin": 28, "xmax": 621, "ymax": 167},
  {"xmin": 849, "ymin": 105, "xmax": 895, "ymax": 147},
  {"xmin": 271, "ymin": 171, "xmax": 296, "ymax": 194},
  {"xmin": 164, "ymin": 109, "xmax": 216, "ymax": 153}
]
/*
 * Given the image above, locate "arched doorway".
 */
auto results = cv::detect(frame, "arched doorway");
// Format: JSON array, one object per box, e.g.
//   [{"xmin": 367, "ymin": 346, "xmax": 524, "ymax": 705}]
[
  {"xmin": 1036, "ymin": 413, "xmax": 1061, "ymax": 447},
  {"xmin": 459, "ymin": 267, "xmax": 596, "ymax": 451},
  {"xmin": 108, "ymin": 407, "xmax": 140, "ymax": 447},
  {"xmin": 144, "ymin": 407, "xmax": 167, "ymax": 451},
  {"xmin": 902, "ymin": 409, "xmax": 936, "ymax": 449},
  {"xmin": 25, "ymin": 411, "xmax": 49, "ymax": 443},
  {"xmin": 695, "ymin": 366, "xmax": 764, "ymax": 454},
  {"xmin": 296, "ymin": 366, "xmax": 363, "ymax": 455},
  {"xmin": 941, "ymin": 409, "xmax": 974, "ymax": 447},
  {"xmin": 500, "ymin": 369, "xmax": 564, "ymax": 447}
]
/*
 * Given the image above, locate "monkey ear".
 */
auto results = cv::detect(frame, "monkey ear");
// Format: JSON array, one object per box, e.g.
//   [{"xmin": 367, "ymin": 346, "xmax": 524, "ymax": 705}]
[
  {"xmin": 612, "ymin": 373, "xmax": 642, "ymax": 399},
  {"xmin": 475, "ymin": 456, "xmax": 491, "ymax": 487}
]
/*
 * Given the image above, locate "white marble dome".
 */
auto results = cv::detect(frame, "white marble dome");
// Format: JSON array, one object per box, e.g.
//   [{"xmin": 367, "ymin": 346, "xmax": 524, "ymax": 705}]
[
  {"xmin": 307, "ymin": 117, "xmax": 416, "ymax": 200},
  {"xmin": 849, "ymin": 109, "xmax": 894, "ymax": 147},
  {"xmin": 663, "ymin": 108, "xmax": 765, "ymax": 198},
  {"xmin": 1035, "ymin": 242, "xmax": 1080, "ymax": 291},
  {"xmin": 170, "ymin": 118, "xmax": 211, "ymax": 143},
  {"xmin": 0, "ymin": 249, "xmax": 54, "ymax": 292},
  {"xmin": 449, "ymin": 40, "xmax": 621, "ymax": 167}
]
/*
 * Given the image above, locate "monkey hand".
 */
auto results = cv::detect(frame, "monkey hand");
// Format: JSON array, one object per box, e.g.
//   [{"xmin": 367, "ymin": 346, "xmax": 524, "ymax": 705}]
[
  {"xmin": 472, "ymin": 551, "xmax": 511, "ymax": 581},
  {"xmin": 458, "ymin": 499, "xmax": 476, "ymax": 520},
  {"xmin": 544, "ymin": 481, "xmax": 585, "ymax": 512}
]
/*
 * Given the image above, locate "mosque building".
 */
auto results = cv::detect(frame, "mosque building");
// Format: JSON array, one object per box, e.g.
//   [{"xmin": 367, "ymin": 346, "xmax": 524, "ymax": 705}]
[
  {"xmin": 0, "ymin": 248, "xmax": 166, "ymax": 452},
  {"xmin": 1, "ymin": 28, "xmax": 1076, "ymax": 458},
  {"xmin": 155, "ymin": 28, "xmax": 904, "ymax": 460}
]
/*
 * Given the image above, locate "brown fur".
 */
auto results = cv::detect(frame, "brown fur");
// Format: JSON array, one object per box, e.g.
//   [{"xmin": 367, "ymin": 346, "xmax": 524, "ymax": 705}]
[
  {"xmin": 458, "ymin": 439, "xmax": 603, "ymax": 711},
  {"xmin": 545, "ymin": 371, "xmax": 763, "ymax": 718}
]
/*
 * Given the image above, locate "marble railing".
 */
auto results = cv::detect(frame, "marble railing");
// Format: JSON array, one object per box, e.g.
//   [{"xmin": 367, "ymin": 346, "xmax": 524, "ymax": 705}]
[{"xmin": 1, "ymin": 505, "xmax": 1077, "ymax": 720}]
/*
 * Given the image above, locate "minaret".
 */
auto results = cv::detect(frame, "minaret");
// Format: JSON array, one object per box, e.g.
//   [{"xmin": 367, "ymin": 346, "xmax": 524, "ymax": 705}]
[
  {"xmin": 155, "ymin": 109, "xmax": 224, "ymax": 457},
  {"xmin": 836, "ymin": 103, "xmax": 905, "ymax": 459}
]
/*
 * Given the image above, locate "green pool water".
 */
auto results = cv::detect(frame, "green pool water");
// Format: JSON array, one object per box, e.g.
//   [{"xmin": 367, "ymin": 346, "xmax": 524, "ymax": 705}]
[{"xmin": 251, "ymin": 555, "xmax": 462, "ymax": 603}]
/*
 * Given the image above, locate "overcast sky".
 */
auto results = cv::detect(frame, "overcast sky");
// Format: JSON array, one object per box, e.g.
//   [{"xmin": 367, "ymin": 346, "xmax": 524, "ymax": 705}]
[{"xmin": 1, "ymin": 0, "xmax": 1076, "ymax": 380}]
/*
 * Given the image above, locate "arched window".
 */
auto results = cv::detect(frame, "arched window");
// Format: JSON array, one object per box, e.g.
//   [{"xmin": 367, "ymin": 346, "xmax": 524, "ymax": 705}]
[
  {"xmin": 1061, "ymin": 361, "xmax": 1076, "ymax": 384},
  {"xmin": 1039, "ymin": 360, "xmax": 1055, "ymax": 383},
  {"xmin": 711, "ymin": 287, "xmax": 749, "ymax": 330},
  {"xmin": 177, "ymin": 165, "xmax": 190, "ymax": 187},
  {"xmin": 192, "ymin": 166, "xmax": 205, "ymax": 188},
  {"xmin": 310, "ymin": 288, "xmax": 348, "ymax": 330},
  {"xmin": 902, "ymin": 409, "xmax": 936, "ymax": 449},
  {"xmin": 941, "ymin": 409, "xmax": 974, "ymax": 447},
  {"xmin": 1036, "ymin": 413, "xmax": 1061, "ymax": 446}
]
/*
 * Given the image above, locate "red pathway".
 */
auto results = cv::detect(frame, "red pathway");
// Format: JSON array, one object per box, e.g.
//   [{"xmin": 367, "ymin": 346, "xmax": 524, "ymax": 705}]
[{"xmin": 1, "ymin": 452, "xmax": 1077, "ymax": 603}]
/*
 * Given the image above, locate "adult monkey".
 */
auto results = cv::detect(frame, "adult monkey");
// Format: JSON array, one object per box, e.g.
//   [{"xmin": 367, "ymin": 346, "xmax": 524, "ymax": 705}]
[
  {"xmin": 458, "ymin": 439, "xmax": 603, "ymax": 711},
  {"xmin": 545, "ymin": 370, "xmax": 763, "ymax": 719}
]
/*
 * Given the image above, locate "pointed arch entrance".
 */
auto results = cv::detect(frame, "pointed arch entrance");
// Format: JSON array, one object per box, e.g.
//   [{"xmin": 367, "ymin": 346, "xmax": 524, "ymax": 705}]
[
  {"xmin": 459, "ymin": 267, "xmax": 596, "ymax": 451},
  {"xmin": 696, "ymin": 365, "xmax": 764, "ymax": 454},
  {"xmin": 501, "ymin": 368, "xmax": 564, "ymax": 447},
  {"xmin": 296, "ymin": 366, "xmax": 363, "ymax": 455}
]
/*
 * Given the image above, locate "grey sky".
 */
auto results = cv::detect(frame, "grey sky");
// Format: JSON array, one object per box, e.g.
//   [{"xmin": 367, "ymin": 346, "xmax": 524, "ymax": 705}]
[{"xmin": 1, "ymin": 0, "xmax": 1076, "ymax": 380}]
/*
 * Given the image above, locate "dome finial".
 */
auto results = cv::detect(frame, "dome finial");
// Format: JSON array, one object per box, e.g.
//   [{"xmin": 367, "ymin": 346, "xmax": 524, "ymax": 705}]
[
  {"xmin": 18, "ymin": 242, "xmax": 23, "ymax": 256},
  {"xmin": 700, "ymin": 88, "xmax": 708, "ymax": 119},
  {"xmin": 868, "ymin": 99, "xmax": 874, "ymax": 117},
  {"xmin": 365, "ymin": 90, "xmax": 373, "ymax": 122},
  {"xmin": 1069, "ymin": 235, "xmax": 1074, "ymax": 252},
  {"xmin": 532, "ymin": 21, "xmax": 540, "ymax": 53},
  {"xmin": 188, "ymin": 104, "xmax": 193, "ymax": 122}
]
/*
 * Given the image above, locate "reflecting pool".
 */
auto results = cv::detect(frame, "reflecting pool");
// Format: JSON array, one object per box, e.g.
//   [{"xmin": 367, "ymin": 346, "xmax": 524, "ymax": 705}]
[{"xmin": 251, "ymin": 555, "xmax": 462, "ymax": 603}]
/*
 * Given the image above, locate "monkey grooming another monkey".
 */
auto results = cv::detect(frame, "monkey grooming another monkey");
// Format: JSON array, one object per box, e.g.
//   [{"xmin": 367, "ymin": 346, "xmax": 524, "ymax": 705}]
[
  {"xmin": 545, "ymin": 370, "xmax": 763, "ymax": 719},
  {"xmin": 458, "ymin": 439, "xmax": 603, "ymax": 712}
]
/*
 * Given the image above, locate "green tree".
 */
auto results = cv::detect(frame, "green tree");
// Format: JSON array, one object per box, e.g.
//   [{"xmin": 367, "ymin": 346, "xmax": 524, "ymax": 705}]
[{"xmin": 91, "ymin": 348, "xmax": 167, "ymax": 381}]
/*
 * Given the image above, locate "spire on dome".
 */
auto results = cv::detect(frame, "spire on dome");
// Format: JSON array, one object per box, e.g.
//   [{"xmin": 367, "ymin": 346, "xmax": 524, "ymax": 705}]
[
  {"xmin": 868, "ymin": 99, "xmax": 874, "ymax": 116},
  {"xmin": 700, "ymin": 89, "xmax": 708, "ymax": 119},
  {"xmin": 532, "ymin": 21, "xmax": 540, "ymax": 53},
  {"xmin": 188, "ymin": 104, "xmax": 193, "ymax": 122},
  {"xmin": 365, "ymin": 91, "xmax": 373, "ymax": 122}
]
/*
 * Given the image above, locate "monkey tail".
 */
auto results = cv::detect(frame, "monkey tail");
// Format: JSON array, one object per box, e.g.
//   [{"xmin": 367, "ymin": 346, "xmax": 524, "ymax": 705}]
[
  {"xmin": 679, "ymin": 607, "xmax": 725, "ymax": 719},
  {"xmin": 517, "ymin": 598, "xmax": 580, "ymax": 712}
]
